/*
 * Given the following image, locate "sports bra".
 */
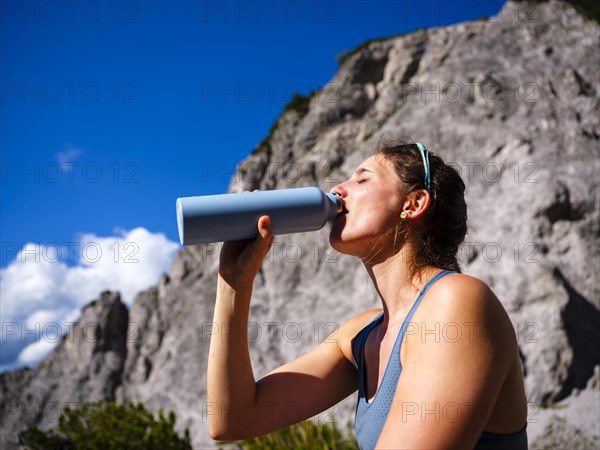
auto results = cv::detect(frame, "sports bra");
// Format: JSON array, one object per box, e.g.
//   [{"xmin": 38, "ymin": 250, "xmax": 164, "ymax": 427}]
[{"xmin": 351, "ymin": 270, "xmax": 527, "ymax": 449}]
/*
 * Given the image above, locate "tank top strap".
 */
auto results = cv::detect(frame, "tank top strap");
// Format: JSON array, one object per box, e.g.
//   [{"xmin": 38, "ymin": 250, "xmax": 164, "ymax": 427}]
[
  {"xmin": 404, "ymin": 270, "xmax": 455, "ymax": 325},
  {"xmin": 394, "ymin": 270, "xmax": 456, "ymax": 352},
  {"xmin": 352, "ymin": 270, "xmax": 455, "ymax": 367}
]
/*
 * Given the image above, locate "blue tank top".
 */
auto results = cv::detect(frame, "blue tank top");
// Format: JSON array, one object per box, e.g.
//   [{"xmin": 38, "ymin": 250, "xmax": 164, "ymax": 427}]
[{"xmin": 351, "ymin": 270, "xmax": 528, "ymax": 449}]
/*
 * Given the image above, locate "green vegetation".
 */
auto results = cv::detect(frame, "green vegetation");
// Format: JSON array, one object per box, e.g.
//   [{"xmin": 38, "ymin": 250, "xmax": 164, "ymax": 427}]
[
  {"xmin": 513, "ymin": 0, "xmax": 600, "ymax": 24},
  {"xmin": 283, "ymin": 91, "xmax": 315, "ymax": 117},
  {"xmin": 539, "ymin": 402, "xmax": 568, "ymax": 409},
  {"xmin": 24, "ymin": 401, "xmax": 191, "ymax": 450},
  {"xmin": 336, "ymin": 50, "xmax": 351, "ymax": 66},
  {"xmin": 221, "ymin": 419, "xmax": 359, "ymax": 450},
  {"xmin": 562, "ymin": 0, "xmax": 600, "ymax": 23},
  {"xmin": 250, "ymin": 91, "xmax": 315, "ymax": 156}
]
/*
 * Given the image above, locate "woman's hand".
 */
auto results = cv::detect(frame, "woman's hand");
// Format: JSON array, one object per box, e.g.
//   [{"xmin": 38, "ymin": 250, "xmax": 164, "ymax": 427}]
[{"xmin": 218, "ymin": 214, "xmax": 274, "ymax": 289}]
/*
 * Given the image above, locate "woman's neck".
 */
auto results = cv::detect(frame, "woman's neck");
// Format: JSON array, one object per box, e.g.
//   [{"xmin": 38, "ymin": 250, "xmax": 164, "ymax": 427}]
[{"xmin": 364, "ymin": 245, "xmax": 440, "ymax": 331}]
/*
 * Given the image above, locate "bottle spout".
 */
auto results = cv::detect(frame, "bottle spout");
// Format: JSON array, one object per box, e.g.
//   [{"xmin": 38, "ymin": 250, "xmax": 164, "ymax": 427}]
[{"xmin": 325, "ymin": 192, "xmax": 343, "ymax": 220}]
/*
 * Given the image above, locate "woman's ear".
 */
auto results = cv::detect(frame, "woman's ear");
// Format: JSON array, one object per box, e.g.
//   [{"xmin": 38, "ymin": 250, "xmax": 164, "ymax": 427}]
[{"xmin": 401, "ymin": 190, "xmax": 430, "ymax": 219}]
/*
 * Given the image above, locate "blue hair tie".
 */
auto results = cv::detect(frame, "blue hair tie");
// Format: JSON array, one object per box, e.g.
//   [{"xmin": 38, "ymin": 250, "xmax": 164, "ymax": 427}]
[{"xmin": 415, "ymin": 143, "xmax": 430, "ymax": 191}]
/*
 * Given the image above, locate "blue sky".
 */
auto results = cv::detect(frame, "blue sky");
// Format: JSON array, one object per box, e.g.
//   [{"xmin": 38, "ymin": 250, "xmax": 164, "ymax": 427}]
[
  {"xmin": 0, "ymin": 0, "xmax": 506, "ymax": 370},
  {"xmin": 1, "ymin": 0, "xmax": 506, "ymax": 257}
]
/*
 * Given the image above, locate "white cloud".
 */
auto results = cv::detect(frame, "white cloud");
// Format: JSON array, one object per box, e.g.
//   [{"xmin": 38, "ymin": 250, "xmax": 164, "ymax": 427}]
[
  {"xmin": 55, "ymin": 145, "xmax": 84, "ymax": 170},
  {"xmin": 18, "ymin": 339, "xmax": 56, "ymax": 366},
  {"xmin": 1, "ymin": 227, "xmax": 179, "ymax": 369}
]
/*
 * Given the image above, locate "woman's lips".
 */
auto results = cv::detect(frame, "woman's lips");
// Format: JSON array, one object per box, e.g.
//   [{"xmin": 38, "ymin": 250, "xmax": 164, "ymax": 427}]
[
  {"xmin": 334, "ymin": 208, "xmax": 348, "ymax": 224},
  {"xmin": 340, "ymin": 201, "xmax": 349, "ymax": 215}
]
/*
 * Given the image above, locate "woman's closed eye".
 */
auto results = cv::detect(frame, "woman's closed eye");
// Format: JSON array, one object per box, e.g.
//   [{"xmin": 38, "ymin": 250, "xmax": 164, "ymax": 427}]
[{"xmin": 357, "ymin": 178, "xmax": 368, "ymax": 184}]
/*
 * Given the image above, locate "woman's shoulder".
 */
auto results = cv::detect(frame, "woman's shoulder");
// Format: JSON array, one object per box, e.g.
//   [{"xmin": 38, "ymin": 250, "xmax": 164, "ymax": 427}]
[
  {"xmin": 417, "ymin": 271, "xmax": 516, "ymax": 346},
  {"xmin": 429, "ymin": 272, "xmax": 497, "ymax": 311},
  {"xmin": 439, "ymin": 271, "xmax": 492, "ymax": 291},
  {"xmin": 408, "ymin": 271, "xmax": 519, "ymax": 380}
]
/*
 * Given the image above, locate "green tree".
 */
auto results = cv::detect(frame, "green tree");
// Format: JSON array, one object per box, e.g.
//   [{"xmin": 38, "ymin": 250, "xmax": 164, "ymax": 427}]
[
  {"xmin": 24, "ymin": 401, "xmax": 191, "ymax": 450},
  {"xmin": 221, "ymin": 419, "xmax": 359, "ymax": 450}
]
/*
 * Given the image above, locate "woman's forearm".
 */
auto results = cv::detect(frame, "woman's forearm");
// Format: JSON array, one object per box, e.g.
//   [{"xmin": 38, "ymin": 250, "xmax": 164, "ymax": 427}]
[{"xmin": 207, "ymin": 274, "xmax": 257, "ymax": 438}]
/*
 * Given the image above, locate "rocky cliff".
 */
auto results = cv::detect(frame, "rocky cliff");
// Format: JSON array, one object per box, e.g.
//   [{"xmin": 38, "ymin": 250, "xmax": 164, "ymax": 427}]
[
  {"xmin": 1, "ymin": 292, "xmax": 128, "ymax": 446},
  {"xmin": 1, "ymin": 0, "xmax": 599, "ymax": 448}
]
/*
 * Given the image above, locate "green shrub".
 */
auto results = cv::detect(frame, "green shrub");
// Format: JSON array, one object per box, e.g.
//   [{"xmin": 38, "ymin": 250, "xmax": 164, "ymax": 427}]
[
  {"xmin": 336, "ymin": 50, "xmax": 351, "ymax": 66},
  {"xmin": 512, "ymin": 0, "xmax": 600, "ymax": 24},
  {"xmin": 221, "ymin": 419, "xmax": 359, "ymax": 450},
  {"xmin": 24, "ymin": 401, "xmax": 191, "ymax": 450},
  {"xmin": 283, "ymin": 91, "xmax": 315, "ymax": 118},
  {"xmin": 250, "ymin": 91, "xmax": 314, "ymax": 155}
]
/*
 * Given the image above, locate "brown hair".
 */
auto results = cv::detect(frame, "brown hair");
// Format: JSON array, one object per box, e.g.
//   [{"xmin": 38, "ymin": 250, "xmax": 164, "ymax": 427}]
[{"xmin": 375, "ymin": 138, "xmax": 467, "ymax": 278}]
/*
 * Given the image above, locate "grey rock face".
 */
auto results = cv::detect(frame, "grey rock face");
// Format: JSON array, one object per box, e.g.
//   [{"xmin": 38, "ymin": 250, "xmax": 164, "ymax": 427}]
[
  {"xmin": 1, "ymin": 1, "xmax": 598, "ymax": 448},
  {"xmin": 527, "ymin": 369, "xmax": 600, "ymax": 449},
  {"xmin": 0, "ymin": 291, "xmax": 128, "ymax": 447}
]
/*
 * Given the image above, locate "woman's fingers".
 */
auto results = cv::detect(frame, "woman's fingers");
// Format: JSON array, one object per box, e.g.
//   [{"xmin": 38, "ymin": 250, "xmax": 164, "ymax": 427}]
[
  {"xmin": 243, "ymin": 215, "xmax": 273, "ymax": 266},
  {"xmin": 218, "ymin": 214, "xmax": 273, "ymax": 287},
  {"xmin": 257, "ymin": 215, "xmax": 272, "ymax": 239}
]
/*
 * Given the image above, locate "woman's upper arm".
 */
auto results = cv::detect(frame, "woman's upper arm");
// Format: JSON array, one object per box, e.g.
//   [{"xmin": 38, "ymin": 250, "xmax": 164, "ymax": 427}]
[
  {"xmin": 377, "ymin": 276, "xmax": 510, "ymax": 449},
  {"xmin": 235, "ymin": 309, "xmax": 380, "ymax": 439}
]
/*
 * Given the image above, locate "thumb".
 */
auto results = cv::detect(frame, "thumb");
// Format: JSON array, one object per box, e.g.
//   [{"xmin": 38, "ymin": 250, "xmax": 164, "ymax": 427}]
[
  {"xmin": 257, "ymin": 215, "xmax": 272, "ymax": 239},
  {"xmin": 258, "ymin": 215, "xmax": 274, "ymax": 256},
  {"xmin": 245, "ymin": 215, "xmax": 273, "ymax": 265}
]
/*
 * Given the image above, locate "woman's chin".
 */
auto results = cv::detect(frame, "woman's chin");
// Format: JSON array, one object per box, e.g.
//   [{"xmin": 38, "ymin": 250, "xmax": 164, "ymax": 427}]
[
  {"xmin": 328, "ymin": 229, "xmax": 347, "ymax": 254},
  {"xmin": 329, "ymin": 228, "xmax": 395, "ymax": 261},
  {"xmin": 329, "ymin": 230, "xmax": 362, "ymax": 256}
]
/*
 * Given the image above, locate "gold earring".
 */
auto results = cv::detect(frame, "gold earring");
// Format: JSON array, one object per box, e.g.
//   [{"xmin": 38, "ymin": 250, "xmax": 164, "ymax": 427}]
[{"xmin": 400, "ymin": 211, "xmax": 408, "ymax": 219}]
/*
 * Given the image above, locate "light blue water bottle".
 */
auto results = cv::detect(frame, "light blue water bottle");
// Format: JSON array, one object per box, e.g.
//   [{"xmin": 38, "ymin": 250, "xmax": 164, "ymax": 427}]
[{"xmin": 176, "ymin": 187, "xmax": 343, "ymax": 245}]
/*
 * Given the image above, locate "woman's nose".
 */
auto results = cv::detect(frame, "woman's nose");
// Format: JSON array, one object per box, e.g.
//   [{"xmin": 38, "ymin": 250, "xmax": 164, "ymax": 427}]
[{"xmin": 330, "ymin": 181, "xmax": 347, "ymax": 197}]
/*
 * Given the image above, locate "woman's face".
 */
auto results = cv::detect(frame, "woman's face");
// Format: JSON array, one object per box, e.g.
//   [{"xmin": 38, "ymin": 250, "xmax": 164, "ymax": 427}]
[{"xmin": 329, "ymin": 154, "xmax": 405, "ymax": 257}]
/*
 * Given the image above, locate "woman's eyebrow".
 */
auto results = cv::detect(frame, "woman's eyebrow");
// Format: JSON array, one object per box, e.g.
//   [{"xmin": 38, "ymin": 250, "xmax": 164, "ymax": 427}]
[{"xmin": 353, "ymin": 167, "xmax": 373, "ymax": 176}]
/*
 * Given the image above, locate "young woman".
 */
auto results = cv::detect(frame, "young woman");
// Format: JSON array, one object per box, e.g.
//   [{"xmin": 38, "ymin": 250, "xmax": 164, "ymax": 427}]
[{"xmin": 208, "ymin": 140, "xmax": 528, "ymax": 449}]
